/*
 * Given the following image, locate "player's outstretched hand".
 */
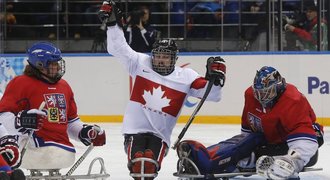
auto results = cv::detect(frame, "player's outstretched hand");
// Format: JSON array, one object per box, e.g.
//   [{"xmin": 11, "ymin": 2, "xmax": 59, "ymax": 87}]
[
  {"xmin": 98, "ymin": 0, "xmax": 123, "ymax": 27},
  {"xmin": 15, "ymin": 109, "xmax": 47, "ymax": 134},
  {"xmin": 0, "ymin": 135, "xmax": 21, "ymax": 168},
  {"xmin": 79, "ymin": 124, "xmax": 106, "ymax": 146},
  {"xmin": 205, "ymin": 56, "xmax": 226, "ymax": 87}
]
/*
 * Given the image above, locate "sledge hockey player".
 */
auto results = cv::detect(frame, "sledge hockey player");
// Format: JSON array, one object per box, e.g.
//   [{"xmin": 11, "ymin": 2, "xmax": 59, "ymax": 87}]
[
  {"xmin": 176, "ymin": 66, "xmax": 323, "ymax": 179},
  {"xmin": 0, "ymin": 42, "xmax": 106, "ymax": 176},
  {"xmin": 98, "ymin": 1, "xmax": 226, "ymax": 179}
]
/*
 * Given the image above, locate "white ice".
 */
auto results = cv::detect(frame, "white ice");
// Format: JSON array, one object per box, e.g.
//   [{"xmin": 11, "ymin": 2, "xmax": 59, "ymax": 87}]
[{"xmin": 27, "ymin": 123, "xmax": 330, "ymax": 180}]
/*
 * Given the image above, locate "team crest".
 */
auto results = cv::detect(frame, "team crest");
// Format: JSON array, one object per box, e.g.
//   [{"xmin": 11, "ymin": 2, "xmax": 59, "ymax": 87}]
[
  {"xmin": 44, "ymin": 93, "xmax": 67, "ymax": 123},
  {"xmin": 247, "ymin": 112, "xmax": 263, "ymax": 132},
  {"xmin": 48, "ymin": 107, "xmax": 59, "ymax": 122}
]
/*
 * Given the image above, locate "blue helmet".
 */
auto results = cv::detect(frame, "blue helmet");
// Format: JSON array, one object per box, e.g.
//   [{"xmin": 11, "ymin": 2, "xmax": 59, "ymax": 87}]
[
  {"xmin": 253, "ymin": 66, "xmax": 286, "ymax": 108},
  {"xmin": 26, "ymin": 42, "xmax": 65, "ymax": 83},
  {"xmin": 27, "ymin": 42, "xmax": 62, "ymax": 68}
]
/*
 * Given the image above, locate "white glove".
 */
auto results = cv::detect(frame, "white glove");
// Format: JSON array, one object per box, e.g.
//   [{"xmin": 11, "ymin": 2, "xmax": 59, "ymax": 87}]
[
  {"xmin": 284, "ymin": 24, "xmax": 290, "ymax": 31},
  {"xmin": 268, "ymin": 155, "xmax": 297, "ymax": 179},
  {"xmin": 283, "ymin": 15, "xmax": 295, "ymax": 25},
  {"xmin": 256, "ymin": 155, "xmax": 275, "ymax": 178},
  {"xmin": 256, "ymin": 150, "xmax": 304, "ymax": 180}
]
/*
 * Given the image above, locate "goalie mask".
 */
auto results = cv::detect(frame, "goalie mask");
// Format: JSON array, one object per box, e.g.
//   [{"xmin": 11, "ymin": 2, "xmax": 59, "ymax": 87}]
[
  {"xmin": 27, "ymin": 42, "xmax": 65, "ymax": 83},
  {"xmin": 253, "ymin": 66, "xmax": 286, "ymax": 108},
  {"xmin": 151, "ymin": 39, "xmax": 178, "ymax": 76}
]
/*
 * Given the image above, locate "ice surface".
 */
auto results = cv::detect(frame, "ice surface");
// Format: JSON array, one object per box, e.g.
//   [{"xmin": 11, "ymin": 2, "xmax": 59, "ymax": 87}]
[{"xmin": 25, "ymin": 123, "xmax": 330, "ymax": 180}]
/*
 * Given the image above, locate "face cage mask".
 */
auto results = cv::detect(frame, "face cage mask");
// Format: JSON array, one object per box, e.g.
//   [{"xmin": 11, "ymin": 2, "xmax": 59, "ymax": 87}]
[
  {"xmin": 253, "ymin": 83, "xmax": 278, "ymax": 108},
  {"xmin": 51, "ymin": 59, "xmax": 65, "ymax": 82},
  {"xmin": 151, "ymin": 49, "xmax": 177, "ymax": 76},
  {"xmin": 40, "ymin": 59, "xmax": 65, "ymax": 84}
]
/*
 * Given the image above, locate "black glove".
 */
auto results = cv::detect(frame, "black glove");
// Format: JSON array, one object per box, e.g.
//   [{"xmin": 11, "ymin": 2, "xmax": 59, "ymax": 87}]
[
  {"xmin": 79, "ymin": 124, "xmax": 106, "ymax": 146},
  {"xmin": 98, "ymin": 0, "xmax": 123, "ymax": 28},
  {"xmin": 205, "ymin": 56, "xmax": 226, "ymax": 87},
  {"xmin": 0, "ymin": 135, "xmax": 21, "ymax": 168},
  {"xmin": 313, "ymin": 122, "xmax": 324, "ymax": 147},
  {"xmin": 15, "ymin": 109, "xmax": 47, "ymax": 134}
]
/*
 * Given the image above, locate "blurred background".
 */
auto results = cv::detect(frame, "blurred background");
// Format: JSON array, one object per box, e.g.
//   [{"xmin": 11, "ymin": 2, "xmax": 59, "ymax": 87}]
[{"xmin": 0, "ymin": 0, "xmax": 329, "ymax": 53}]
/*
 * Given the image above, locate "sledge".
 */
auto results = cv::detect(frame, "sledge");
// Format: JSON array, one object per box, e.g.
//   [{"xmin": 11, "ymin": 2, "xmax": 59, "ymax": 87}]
[
  {"xmin": 173, "ymin": 156, "xmax": 322, "ymax": 180},
  {"xmin": 26, "ymin": 157, "xmax": 110, "ymax": 180}
]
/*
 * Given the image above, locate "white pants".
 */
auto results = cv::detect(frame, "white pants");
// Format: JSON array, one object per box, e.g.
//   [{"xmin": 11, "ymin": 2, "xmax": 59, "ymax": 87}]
[{"xmin": 20, "ymin": 142, "xmax": 75, "ymax": 170}]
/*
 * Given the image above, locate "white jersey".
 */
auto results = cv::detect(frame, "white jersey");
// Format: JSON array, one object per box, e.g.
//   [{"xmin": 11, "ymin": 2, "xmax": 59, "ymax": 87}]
[{"xmin": 107, "ymin": 25, "xmax": 223, "ymax": 146}]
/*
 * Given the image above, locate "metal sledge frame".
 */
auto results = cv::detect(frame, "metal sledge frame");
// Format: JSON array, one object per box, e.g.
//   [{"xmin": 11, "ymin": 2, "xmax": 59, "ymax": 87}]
[
  {"xmin": 26, "ymin": 157, "xmax": 110, "ymax": 180},
  {"xmin": 173, "ymin": 156, "xmax": 323, "ymax": 180},
  {"xmin": 26, "ymin": 145, "xmax": 110, "ymax": 179},
  {"xmin": 129, "ymin": 157, "xmax": 160, "ymax": 180}
]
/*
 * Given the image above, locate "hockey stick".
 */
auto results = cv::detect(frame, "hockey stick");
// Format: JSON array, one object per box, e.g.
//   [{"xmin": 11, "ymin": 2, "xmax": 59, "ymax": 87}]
[
  {"xmin": 66, "ymin": 144, "xmax": 94, "ymax": 176},
  {"xmin": 20, "ymin": 101, "xmax": 46, "ymax": 158},
  {"xmin": 172, "ymin": 77, "xmax": 216, "ymax": 150}
]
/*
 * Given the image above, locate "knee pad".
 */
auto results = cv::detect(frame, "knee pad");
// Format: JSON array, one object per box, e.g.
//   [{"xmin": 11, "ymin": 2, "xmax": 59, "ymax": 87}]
[
  {"xmin": 206, "ymin": 133, "xmax": 266, "ymax": 173},
  {"xmin": 130, "ymin": 150, "xmax": 159, "ymax": 180},
  {"xmin": 131, "ymin": 151, "xmax": 144, "ymax": 174},
  {"xmin": 177, "ymin": 133, "xmax": 267, "ymax": 175},
  {"xmin": 144, "ymin": 149, "xmax": 156, "ymax": 174}
]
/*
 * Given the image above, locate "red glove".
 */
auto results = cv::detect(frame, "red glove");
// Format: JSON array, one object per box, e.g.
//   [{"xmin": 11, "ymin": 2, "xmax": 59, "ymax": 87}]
[
  {"xmin": 205, "ymin": 56, "xmax": 226, "ymax": 87},
  {"xmin": 79, "ymin": 125, "xmax": 106, "ymax": 146},
  {"xmin": 98, "ymin": 0, "xmax": 123, "ymax": 27}
]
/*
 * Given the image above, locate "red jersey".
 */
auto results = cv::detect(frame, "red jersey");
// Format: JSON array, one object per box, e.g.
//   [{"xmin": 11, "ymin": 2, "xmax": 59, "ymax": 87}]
[
  {"xmin": 0, "ymin": 75, "xmax": 78, "ymax": 152},
  {"xmin": 241, "ymin": 83, "xmax": 318, "ymax": 145}
]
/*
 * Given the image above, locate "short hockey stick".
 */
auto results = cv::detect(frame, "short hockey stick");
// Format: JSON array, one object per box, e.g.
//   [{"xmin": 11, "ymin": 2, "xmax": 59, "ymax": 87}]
[
  {"xmin": 20, "ymin": 101, "xmax": 46, "ymax": 158},
  {"xmin": 172, "ymin": 77, "xmax": 216, "ymax": 150},
  {"xmin": 66, "ymin": 144, "xmax": 94, "ymax": 176}
]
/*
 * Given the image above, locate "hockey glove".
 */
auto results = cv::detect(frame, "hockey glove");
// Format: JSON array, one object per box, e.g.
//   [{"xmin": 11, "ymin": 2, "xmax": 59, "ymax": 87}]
[
  {"xmin": 313, "ymin": 122, "xmax": 324, "ymax": 147},
  {"xmin": 0, "ymin": 135, "xmax": 21, "ymax": 168},
  {"xmin": 205, "ymin": 56, "xmax": 226, "ymax": 87},
  {"xmin": 98, "ymin": 0, "xmax": 123, "ymax": 28},
  {"xmin": 256, "ymin": 150, "xmax": 303, "ymax": 179},
  {"xmin": 79, "ymin": 124, "xmax": 106, "ymax": 146},
  {"xmin": 282, "ymin": 15, "xmax": 295, "ymax": 25},
  {"xmin": 15, "ymin": 109, "xmax": 47, "ymax": 134}
]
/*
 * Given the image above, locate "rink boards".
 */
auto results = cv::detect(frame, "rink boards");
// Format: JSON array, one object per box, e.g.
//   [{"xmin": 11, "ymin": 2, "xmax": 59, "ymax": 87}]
[{"xmin": 1, "ymin": 52, "xmax": 330, "ymax": 125}]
